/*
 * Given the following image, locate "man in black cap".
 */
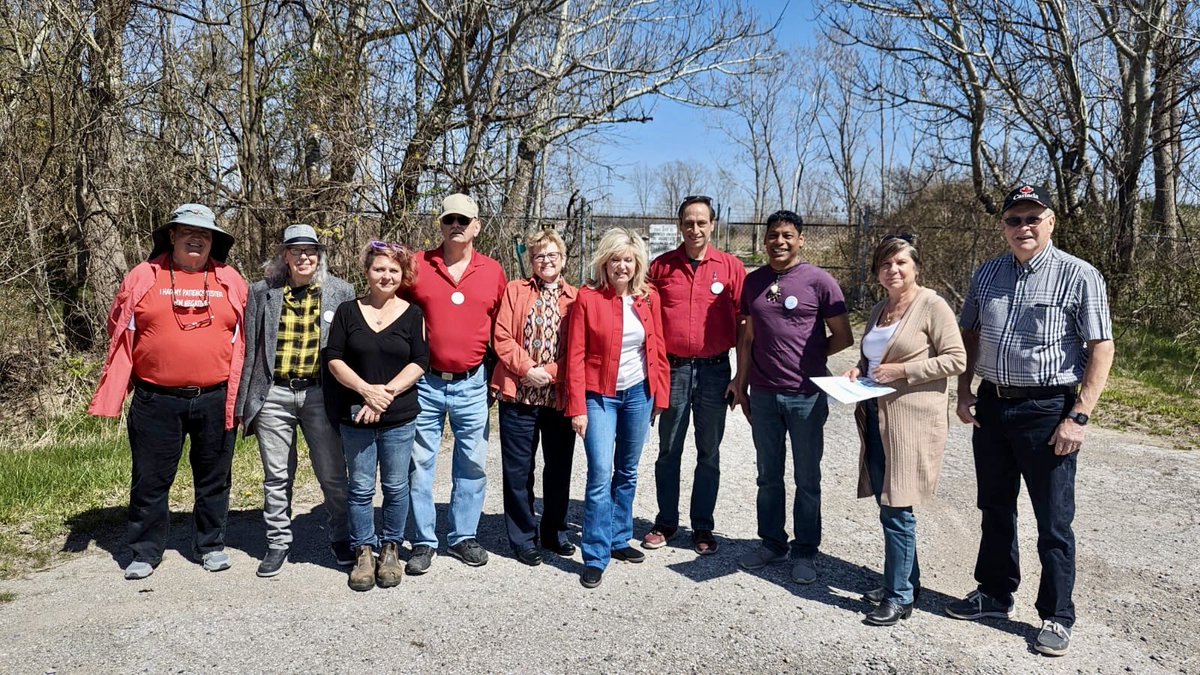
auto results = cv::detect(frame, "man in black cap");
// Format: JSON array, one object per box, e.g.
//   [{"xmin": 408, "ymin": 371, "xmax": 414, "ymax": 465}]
[
  {"xmin": 946, "ymin": 184, "xmax": 1115, "ymax": 656},
  {"xmin": 89, "ymin": 203, "xmax": 249, "ymax": 580}
]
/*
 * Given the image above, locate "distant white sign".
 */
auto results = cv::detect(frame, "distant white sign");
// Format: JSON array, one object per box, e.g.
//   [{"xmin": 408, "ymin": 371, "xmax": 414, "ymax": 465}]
[{"xmin": 648, "ymin": 223, "xmax": 678, "ymax": 261}]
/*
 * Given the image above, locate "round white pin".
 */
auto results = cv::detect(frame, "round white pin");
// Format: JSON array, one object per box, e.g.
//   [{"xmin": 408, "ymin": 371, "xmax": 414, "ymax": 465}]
[
  {"xmin": 322, "ymin": 310, "xmax": 334, "ymax": 323},
  {"xmin": 451, "ymin": 291, "xmax": 465, "ymax": 305},
  {"xmin": 784, "ymin": 295, "xmax": 799, "ymax": 310},
  {"xmin": 710, "ymin": 281, "xmax": 725, "ymax": 295}
]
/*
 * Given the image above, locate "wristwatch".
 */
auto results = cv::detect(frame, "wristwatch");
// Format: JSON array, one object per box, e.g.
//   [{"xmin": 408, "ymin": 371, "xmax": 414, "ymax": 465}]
[{"xmin": 1066, "ymin": 411, "xmax": 1089, "ymax": 426}]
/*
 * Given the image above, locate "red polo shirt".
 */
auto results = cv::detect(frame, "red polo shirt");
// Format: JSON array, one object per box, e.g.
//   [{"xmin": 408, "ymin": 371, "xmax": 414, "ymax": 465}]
[
  {"xmin": 407, "ymin": 246, "xmax": 507, "ymax": 373},
  {"xmin": 649, "ymin": 246, "xmax": 746, "ymax": 358}
]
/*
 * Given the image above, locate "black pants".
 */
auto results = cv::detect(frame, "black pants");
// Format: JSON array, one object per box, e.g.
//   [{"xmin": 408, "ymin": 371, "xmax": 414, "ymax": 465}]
[
  {"xmin": 497, "ymin": 401, "xmax": 575, "ymax": 551},
  {"xmin": 972, "ymin": 386, "xmax": 1078, "ymax": 627},
  {"xmin": 126, "ymin": 385, "xmax": 236, "ymax": 565}
]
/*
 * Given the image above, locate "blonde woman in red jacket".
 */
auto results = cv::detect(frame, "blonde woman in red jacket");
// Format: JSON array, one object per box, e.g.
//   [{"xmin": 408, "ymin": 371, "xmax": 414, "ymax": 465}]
[
  {"xmin": 565, "ymin": 228, "xmax": 670, "ymax": 589},
  {"xmin": 490, "ymin": 229, "xmax": 579, "ymax": 566}
]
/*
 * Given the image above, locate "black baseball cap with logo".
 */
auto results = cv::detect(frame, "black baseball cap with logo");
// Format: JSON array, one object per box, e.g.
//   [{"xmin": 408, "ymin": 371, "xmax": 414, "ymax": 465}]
[{"xmin": 1002, "ymin": 184, "xmax": 1054, "ymax": 214}]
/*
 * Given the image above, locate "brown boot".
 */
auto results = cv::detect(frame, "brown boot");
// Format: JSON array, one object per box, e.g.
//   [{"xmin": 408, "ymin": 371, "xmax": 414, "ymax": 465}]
[
  {"xmin": 348, "ymin": 545, "xmax": 376, "ymax": 592},
  {"xmin": 376, "ymin": 541, "xmax": 404, "ymax": 588}
]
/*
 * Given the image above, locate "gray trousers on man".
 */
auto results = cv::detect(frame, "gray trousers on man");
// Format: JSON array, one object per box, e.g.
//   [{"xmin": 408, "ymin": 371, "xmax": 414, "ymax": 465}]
[{"xmin": 253, "ymin": 385, "xmax": 349, "ymax": 549}]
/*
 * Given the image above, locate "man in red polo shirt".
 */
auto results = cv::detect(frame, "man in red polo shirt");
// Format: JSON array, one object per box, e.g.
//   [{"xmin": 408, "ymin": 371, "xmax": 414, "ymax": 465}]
[
  {"xmin": 642, "ymin": 195, "xmax": 746, "ymax": 555},
  {"xmin": 405, "ymin": 193, "xmax": 507, "ymax": 574}
]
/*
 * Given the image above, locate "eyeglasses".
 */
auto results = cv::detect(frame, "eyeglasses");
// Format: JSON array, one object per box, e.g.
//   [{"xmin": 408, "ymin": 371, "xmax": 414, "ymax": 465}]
[
  {"xmin": 532, "ymin": 252, "xmax": 561, "ymax": 263},
  {"xmin": 1004, "ymin": 215, "xmax": 1047, "ymax": 228},
  {"xmin": 440, "ymin": 215, "xmax": 473, "ymax": 226},
  {"xmin": 169, "ymin": 262, "xmax": 215, "ymax": 331},
  {"xmin": 881, "ymin": 233, "xmax": 915, "ymax": 244},
  {"xmin": 370, "ymin": 240, "xmax": 407, "ymax": 253},
  {"xmin": 287, "ymin": 247, "xmax": 319, "ymax": 258}
]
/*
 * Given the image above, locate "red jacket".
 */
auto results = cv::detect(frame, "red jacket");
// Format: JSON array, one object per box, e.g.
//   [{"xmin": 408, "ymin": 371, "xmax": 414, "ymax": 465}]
[
  {"xmin": 489, "ymin": 276, "xmax": 579, "ymax": 405},
  {"xmin": 564, "ymin": 285, "xmax": 670, "ymax": 418}
]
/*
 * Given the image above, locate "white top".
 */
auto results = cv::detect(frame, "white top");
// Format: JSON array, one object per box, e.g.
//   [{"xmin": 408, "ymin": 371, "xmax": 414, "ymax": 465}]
[
  {"xmin": 862, "ymin": 321, "xmax": 899, "ymax": 379},
  {"xmin": 615, "ymin": 296, "xmax": 647, "ymax": 391}
]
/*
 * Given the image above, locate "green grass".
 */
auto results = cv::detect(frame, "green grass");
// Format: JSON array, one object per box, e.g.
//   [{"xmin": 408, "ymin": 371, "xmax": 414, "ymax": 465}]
[
  {"xmin": 0, "ymin": 591, "xmax": 15, "ymax": 603},
  {"xmin": 0, "ymin": 412, "xmax": 284, "ymax": 578},
  {"xmin": 1101, "ymin": 322, "xmax": 1200, "ymax": 448}
]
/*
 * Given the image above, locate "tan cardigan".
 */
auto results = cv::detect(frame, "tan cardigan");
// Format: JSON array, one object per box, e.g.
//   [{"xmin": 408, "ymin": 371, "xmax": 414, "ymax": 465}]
[{"xmin": 854, "ymin": 288, "xmax": 966, "ymax": 507}]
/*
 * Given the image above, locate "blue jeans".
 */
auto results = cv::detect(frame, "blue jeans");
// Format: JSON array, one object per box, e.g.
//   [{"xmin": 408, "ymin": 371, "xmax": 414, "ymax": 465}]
[
  {"xmin": 341, "ymin": 420, "xmax": 416, "ymax": 550},
  {"xmin": 409, "ymin": 367, "xmax": 490, "ymax": 547},
  {"xmin": 749, "ymin": 389, "xmax": 828, "ymax": 557},
  {"xmin": 654, "ymin": 358, "xmax": 730, "ymax": 531},
  {"xmin": 582, "ymin": 380, "xmax": 653, "ymax": 569},
  {"xmin": 863, "ymin": 399, "xmax": 920, "ymax": 605},
  {"xmin": 973, "ymin": 385, "xmax": 1078, "ymax": 627}
]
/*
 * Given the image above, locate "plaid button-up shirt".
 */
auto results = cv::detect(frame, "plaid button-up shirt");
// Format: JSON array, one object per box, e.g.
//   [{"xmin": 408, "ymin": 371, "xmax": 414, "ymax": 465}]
[
  {"xmin": 960, "ymin": 243, "xmax": 1112, "ymax": 387},
  {"xmin": 274, "ymin": 283, "xmax": 322, "ymax": 379}
]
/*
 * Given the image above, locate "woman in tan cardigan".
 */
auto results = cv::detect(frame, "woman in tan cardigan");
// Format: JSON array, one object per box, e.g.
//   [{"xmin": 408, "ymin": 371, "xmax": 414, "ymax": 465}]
[{"xmin": 844, "ymin": 235, "xmax": 966, "ymax": 626}]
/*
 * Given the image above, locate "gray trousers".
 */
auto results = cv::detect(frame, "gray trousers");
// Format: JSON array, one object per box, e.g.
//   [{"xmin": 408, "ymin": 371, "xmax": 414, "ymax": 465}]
[{"xmin": 252, "ymin": 385, "xmax": 349, "ymax": 548}]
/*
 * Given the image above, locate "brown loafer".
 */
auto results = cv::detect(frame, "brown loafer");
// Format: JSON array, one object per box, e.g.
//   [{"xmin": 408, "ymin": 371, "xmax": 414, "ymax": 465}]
[{"xmin": 693, "ymin": 530, "xmax": 719, "ymax": 555}]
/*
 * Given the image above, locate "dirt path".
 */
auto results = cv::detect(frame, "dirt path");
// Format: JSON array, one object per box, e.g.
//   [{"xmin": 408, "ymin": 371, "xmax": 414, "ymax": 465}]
[{"xmin": 1, "ymin": 351, "xmax": 1195, "ymax": 673}]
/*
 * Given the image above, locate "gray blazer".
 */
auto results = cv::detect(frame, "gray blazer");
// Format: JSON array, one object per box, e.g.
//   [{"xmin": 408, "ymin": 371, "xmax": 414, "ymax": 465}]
[{"xmin": 237, "ymin": 275, "xmax": 356, "ymax": 434}]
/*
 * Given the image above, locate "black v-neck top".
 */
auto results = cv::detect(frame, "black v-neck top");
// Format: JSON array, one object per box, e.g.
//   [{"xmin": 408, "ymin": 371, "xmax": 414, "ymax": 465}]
[{"xmin": 324, "ymin": 299, "xmax": 429, "ymax": 428}]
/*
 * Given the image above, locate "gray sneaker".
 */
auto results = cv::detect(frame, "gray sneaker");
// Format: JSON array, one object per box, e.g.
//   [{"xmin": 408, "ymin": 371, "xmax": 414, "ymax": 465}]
[
  {"xmin": 123, "ymin": 561, "xmax": 154, "ymax": 580},
  {"xmin": 738, "ymin": 546, "xmax": 788, "ymax": 570},
  {"xmin": 791, "ymin": 556, "xmax": 817, "ymax": 584},
  {"xmin": 201, "ymin": 550, "xmax": 232, "ymax": 572},
  {"xmin": 405, "ymin": 545, "xmax": 436, "ymax": 576},
  {"xmin": 945, "ymin": 590, "xmax": 1015, "ymax": 620},
  {"xmin": 448, "ymin": 538, "xmax": 489, "ymax": 567},
  {"xmin": 1034, "ymin": 620, "xmax": 1071, "ymax": 656}
]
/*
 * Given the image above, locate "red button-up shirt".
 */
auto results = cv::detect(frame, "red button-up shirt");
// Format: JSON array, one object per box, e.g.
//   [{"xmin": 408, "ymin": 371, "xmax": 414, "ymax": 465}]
[
  {"xmin": 649, "ymin": 246, "xmax": 746, "ymax": 358},
  {"xmin": 407, "ymin": 246, "xmax": 507, "ymax": 373}
]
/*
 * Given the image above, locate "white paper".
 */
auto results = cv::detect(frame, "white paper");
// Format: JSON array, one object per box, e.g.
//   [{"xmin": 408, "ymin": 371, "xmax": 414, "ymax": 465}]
[{"xmin": 810, "ymin": 377, "xmax": 896, "ymax": 404}]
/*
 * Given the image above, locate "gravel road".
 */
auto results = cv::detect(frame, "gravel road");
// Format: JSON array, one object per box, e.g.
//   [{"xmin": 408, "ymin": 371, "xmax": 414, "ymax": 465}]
[{"xmin": 1, "ymin": 350, "xmax": 1196, "ymax": 673}]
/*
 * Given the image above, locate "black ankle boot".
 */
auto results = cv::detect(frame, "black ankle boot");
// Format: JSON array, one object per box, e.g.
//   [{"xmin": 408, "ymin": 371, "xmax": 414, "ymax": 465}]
[{"xmin": 865, "ymin": 599, "xmax": 913, "ymax": 626}]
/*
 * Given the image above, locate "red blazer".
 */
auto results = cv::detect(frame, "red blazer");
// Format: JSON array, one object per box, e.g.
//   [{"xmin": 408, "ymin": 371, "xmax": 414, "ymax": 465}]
[
  {"xmin": 564, "ymin": 285, "xmax": 670, "ymax": 418},
  {"xmin": 489, "ymin": 276, "xmax": 579, "ymax": 405}
]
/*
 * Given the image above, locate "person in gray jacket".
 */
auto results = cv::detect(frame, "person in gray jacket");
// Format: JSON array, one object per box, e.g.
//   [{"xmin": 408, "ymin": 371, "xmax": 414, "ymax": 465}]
[{"xmin": 237, "ymin": 224, "xmax": 357, "ymax": 577}]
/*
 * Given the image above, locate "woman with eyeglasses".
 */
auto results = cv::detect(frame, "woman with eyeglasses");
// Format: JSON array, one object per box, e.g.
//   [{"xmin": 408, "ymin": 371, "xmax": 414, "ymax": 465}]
[
  {"xmin": 842, "ymin": 234, "xmax": 966, "ymax": 625},
  {"xmin": 324, "ymin": 241, "xmax": 429, "ymax": 591},
  {"xmin": 89, "ymin": 204, "xmax": 248, "ymax": 580},
  {"xmin": 565, "ymin": 228, "xmax": 670, "ymax": 589},
  {"xmin": 490, "ymin": 229, "xmax": 579, "ymax": 566}
]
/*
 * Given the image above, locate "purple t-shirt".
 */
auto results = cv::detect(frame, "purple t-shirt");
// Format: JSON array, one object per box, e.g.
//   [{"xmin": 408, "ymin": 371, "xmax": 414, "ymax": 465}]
[{"xmin": 741, "ymin": 263, "xmax": 847, "ymax": 394}]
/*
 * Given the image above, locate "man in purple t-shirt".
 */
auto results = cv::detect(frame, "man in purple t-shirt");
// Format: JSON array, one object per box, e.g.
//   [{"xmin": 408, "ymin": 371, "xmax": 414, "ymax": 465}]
[{"xmin": 730, "ymin": 209, "xmax": 852, "ymax": 584}]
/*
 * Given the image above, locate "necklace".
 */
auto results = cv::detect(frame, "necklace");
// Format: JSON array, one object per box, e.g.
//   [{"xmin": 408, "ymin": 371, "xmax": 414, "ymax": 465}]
[{"xmin": 878, "ymin": 294, "xmax": 915, "ymax": 327}]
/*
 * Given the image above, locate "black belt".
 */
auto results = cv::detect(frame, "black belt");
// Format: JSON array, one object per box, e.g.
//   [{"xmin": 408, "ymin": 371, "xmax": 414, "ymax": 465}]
[
  {"xmin": 429, "ymin": 363, "xmax": 483, "ymax": 382},
  {"xmin": 667, "ymin": 354, "xmax": 728, "ymax": 367},
  {"xmin": 980, "ymin": 380, "xmax": 1076, "ymax": 399},
  {"xmin": 134, "ymin": 379, "xmax": 226, "ymax": 399},
  {"xmin": 274, "ymin": 376, "xmax": 318, "ymax": 390}
]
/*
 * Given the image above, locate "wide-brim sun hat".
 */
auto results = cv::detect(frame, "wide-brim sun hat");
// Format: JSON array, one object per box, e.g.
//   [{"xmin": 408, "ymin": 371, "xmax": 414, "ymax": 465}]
[{"xmin": 148, "ymin": 203, "xmax": 235, "ymax": 263}]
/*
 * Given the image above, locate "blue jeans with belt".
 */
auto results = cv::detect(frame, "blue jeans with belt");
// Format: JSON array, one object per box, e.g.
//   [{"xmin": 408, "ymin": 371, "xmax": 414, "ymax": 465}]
[
  {"xmin": 972, "ymin": 385, "xmax": 1078, "ymax": 627},
  {"xmin": 341, "ymin": 420, "xmax": 416, "ymax": 550},
  {"xmin": 863, "ymin": 398, "xmax": 921, "ymax": 605},
  {"xmin": 581, "ymin": 380, "xmax": 653, "ymax": 570}
]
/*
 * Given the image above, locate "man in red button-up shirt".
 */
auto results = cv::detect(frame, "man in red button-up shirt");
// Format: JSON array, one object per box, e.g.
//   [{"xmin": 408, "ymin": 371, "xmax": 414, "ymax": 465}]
[{"xmin": 642, "ymin": 195, "xmax": 746, "ymax": 556}]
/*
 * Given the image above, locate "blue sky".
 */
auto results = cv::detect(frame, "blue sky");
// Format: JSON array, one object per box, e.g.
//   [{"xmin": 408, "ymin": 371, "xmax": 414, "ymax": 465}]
[{"xmin": 590, "ymin": 0, "xmax": 821, "ymax": 213}]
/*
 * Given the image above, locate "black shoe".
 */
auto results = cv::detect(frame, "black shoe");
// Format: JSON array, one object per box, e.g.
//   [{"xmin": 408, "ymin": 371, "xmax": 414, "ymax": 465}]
[
  {"xmin": 256, "ymin": 547, "xmax": 288, "ymax": 577},
  {"xmin": 543, "ymin": 539, "xmax": 576, "ymax": 556},
  {"xmin": 611, "ymin": 547, "xmax": 645, "ymax": 563},
  {"xmin": 515, "ymin": 547, "xmax": 544, "ymax": 566},
  {"xmin": 448, "ymin": 538, "xmax": 489, "ymax": 567},
  {"xmin": 580, "ymin": 566, "xmax": 603, "ymax": 588},
  {"xmin": 865, "ymin": 599, "xmax": 913, "ymax": 626},
  {"xmin": 945, "ymin": 590, "xmax": 1015, "ymax": 620},
  {"xmin": 863, "ymin": 585, "xmax": 922, "ymax": 605},
  {"xmin": 331, "ymin": 540, "xmax": 355, "ymax": 567},
  {"xmin": 406, "ymin": 545, "xmax": 436, "ymax": 575}
]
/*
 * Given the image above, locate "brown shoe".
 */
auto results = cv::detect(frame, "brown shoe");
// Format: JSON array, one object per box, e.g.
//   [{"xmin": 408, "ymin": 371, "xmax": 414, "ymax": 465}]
[
  {"xmin": 348, "ymin": 545, "xmax": 376, "ymax": 592},
  {"xmin": 693, "ymin": 530, "xmax": 719, "ymax": 555},
  {"xmin": 641, "ymin": 527, "xmax": 675, "ymax": 550},
  {"xmin": 376, "ymin": 542, "xmax": 403, "ymax": 588}
]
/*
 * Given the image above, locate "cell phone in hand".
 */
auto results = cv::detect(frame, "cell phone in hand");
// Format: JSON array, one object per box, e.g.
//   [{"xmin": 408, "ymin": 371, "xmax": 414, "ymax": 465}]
[
  {"xmin": 350, "ymin": 404, "xmax": 362, "ymax": 421},
  {"xmin": 725, "ymin": 391, "xmax": 737, "ymax": 409}
]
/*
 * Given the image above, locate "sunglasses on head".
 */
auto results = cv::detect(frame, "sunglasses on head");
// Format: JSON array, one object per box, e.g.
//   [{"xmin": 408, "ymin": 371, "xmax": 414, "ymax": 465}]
[
  {"xmin": 370, "ymin": 240, "xmax": 406, "ymax": 253},
  {"xmin": 880, "ymin": 233, "xmax": 915, "ymax": 244},
  {"xmin": 441, "ymin": 214, "xmax": 473, "ymax": 226},
  {"xmin": 1003, "ymin": 215, "xmax": 1046, "ymax": 228},
  {"xmin": 679, "ymin": 194, "xmax": 713, "ymax": 209}
]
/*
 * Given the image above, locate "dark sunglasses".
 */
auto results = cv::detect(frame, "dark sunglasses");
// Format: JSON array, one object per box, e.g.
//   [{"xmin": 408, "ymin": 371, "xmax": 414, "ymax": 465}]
[
  {"xmin": 1003, "ymin": 215, "xmax": 1046, "ymax": 228},
  {"xmin": 440, "ymin": 214, "xmax": 473, "ymax": 226},
  {"xmin": 881, "ymin": 233, "xmax": 915, "ymax": 244}
]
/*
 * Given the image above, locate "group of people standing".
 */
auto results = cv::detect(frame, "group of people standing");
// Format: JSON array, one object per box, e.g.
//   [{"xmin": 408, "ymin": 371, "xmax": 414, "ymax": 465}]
[{"xmin": 89, "ymin": 183, "xmax": 1112, "ymax": 657}]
